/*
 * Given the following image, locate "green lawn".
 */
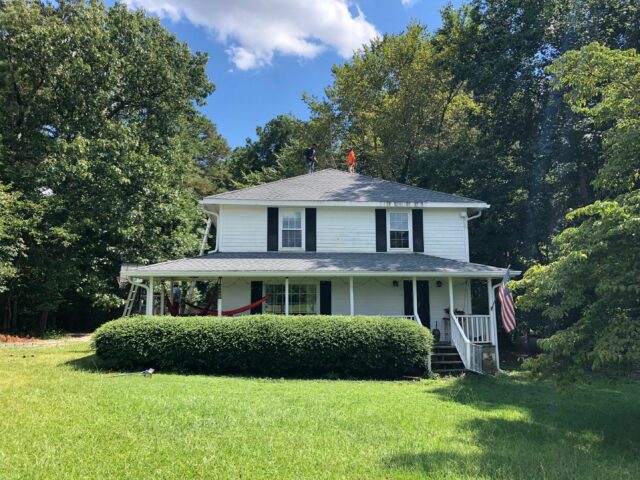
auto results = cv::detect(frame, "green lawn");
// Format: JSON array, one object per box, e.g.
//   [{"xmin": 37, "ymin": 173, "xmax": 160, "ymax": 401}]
[{"xmin": 1, "ymin": 344, "xmax": 639, "ymax": 479}]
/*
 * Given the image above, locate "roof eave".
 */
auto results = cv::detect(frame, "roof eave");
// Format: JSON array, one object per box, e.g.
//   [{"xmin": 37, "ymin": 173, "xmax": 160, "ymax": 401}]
[
  {"xmin": 199, "ymin": 199, "xmax": 490, "ymax": 209},
  {"xmin": 120, "ymin": 269, "xmax": 516, "ymax": 279}
]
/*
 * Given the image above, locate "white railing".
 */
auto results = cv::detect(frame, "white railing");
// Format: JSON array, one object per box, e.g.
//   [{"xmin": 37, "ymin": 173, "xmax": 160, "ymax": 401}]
[
  {"xmin": 457, "ymin": 315, "xmax": 492, "ymax": 344},
  {"xmin": 449, "ymin": 312, "xmax": 484, "ymax": 374}
]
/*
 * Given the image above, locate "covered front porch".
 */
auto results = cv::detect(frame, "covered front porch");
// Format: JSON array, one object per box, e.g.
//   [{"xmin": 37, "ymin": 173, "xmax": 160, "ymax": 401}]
[{"xmin": 120, "ymin": 252, "xmax": 512, "ymax": 374}]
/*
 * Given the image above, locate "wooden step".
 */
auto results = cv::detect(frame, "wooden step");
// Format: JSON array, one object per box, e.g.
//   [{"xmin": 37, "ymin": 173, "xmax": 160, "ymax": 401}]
[{"xmin": 431, "ymin": 344, "xmax": 465, "ymax": 374}]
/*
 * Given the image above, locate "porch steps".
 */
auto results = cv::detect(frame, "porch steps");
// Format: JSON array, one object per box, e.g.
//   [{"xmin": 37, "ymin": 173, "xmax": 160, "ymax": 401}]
[{"xmin": 431, "ymin": 344, "xmax": 465, "ymax": 375}]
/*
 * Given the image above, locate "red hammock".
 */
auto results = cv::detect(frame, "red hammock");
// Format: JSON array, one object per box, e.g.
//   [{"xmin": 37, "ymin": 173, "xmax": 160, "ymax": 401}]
[{"xmin": 185, "ymin": 296, "xmax": 269, "ymax": 316}]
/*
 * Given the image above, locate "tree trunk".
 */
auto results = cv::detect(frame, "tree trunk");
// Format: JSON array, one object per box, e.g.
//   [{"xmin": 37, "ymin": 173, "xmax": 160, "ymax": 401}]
[
  {"xmin": 2, "ymin": 293, "xmax": 18, "ymax": 332},
  {"xmin": 39, "ymin": 310, "xmax": 49, "ymax": 334}
]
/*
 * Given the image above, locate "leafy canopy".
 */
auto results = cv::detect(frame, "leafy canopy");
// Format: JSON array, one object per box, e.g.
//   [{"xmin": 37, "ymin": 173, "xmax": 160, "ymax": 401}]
[{"xmin": 516, "ymin": 43, "xmax": 640, "ymax": 380}]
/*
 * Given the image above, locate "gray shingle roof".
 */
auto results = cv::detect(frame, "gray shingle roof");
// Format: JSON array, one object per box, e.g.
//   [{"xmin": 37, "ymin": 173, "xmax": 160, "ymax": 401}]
[
  {"xmin": 203, "ymin": 169, "xmax": 485, "ymax": 205},
  {"xmin": 121, "ymin": 252, "xmax": 509, "ymax": 277}
]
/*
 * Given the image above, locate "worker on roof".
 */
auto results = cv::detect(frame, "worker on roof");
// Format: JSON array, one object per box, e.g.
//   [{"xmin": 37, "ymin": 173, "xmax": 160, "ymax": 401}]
[
  {"xmin": 304, "ymin": 143, "xmax": 318, "ymax": 174},
  {"xmin": 347, "ymin": 147, "xmax": 356, "ymax": 173}
]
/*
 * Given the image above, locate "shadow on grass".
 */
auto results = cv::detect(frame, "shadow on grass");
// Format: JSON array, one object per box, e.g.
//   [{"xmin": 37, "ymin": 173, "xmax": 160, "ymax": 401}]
[
  {"xmin": 63, "ymin": 353, "xmax": 422, "ymax": 381},
  {"xmin": 383, "ymin": 374, "xmax": 640, "ymax": 479},
  {"xmin": 64, "ymin": 353, "xmax": 106, "ymax": 372}
]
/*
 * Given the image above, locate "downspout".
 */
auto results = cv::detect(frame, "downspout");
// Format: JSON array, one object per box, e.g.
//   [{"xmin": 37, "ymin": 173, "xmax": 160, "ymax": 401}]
[
  {"xmin": 200, "ymin": 212, "xmax": 219, "ymax": 255},
  {"xmin": 467, "ymin": 209, "xmax": 482, "ymax": 222},
  {"xmin": 209, "ymin": 212, "xmax": 220, "ymax": 253},
  {"xmin": 463, "ymin": 209, "xmax": 482, "ymax": 262}
]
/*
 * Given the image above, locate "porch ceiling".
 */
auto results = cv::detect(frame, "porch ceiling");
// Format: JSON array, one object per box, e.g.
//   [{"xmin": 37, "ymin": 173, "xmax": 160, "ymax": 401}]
[{"xmin": 121, "ymin": 252, "xmax": 517, "ymax": 279}]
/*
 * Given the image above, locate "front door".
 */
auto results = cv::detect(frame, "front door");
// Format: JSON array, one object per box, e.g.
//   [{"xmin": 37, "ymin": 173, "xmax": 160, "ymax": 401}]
[
  {"xmin": 417, "ymin": 280, "xmax": 430, "ymax": 327},
  {"xmin": 403, "ymin": 280, "xmax": 431, "ymax": 328}
]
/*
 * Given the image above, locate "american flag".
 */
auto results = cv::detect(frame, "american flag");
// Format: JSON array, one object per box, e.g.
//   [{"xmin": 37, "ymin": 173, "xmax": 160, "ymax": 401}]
[{"xmin": 498, "ymin": 270, "xmax": 516, "ymax": 333}]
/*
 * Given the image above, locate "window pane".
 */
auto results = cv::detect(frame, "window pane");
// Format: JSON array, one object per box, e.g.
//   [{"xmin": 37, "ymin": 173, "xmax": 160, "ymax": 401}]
[
  {"xmin": 281, "ymin": 211, "xmax": 303, "ymax": 248},
  {"xmin": 282, "ymin": 211, "xmax": 302, "ymax": 229},
  {"xmin": 390, "ymin": 212, "xmax": 408, "ymax": 230},
  {"xmin": 390, "ymin": 230, "xmax": 409, "ymax": 249},
  {"xmin": 264, "ymin": 284, "xmax": 284, "ymax": 314},
  {"xmin": 282, "ymin": 229, "xmax": 302, "ymax": 248},
  {"xmin": 264, "ymin": 283, "xmax": 317, "ymax": 315}
]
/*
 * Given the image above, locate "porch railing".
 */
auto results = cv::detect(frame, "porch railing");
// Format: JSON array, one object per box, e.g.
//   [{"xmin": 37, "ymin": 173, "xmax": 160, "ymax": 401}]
[
  {"xmin": 449, "ymin": 312, "xmax": 485, "ymax": 374},
  {"xmin": 457, "ymin": 315, "xmax": 492, "ymax": 344}
]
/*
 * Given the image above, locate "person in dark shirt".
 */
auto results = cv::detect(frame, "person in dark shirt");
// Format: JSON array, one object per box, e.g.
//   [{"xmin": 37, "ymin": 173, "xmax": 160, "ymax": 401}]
[{"xmin": 304, "ymin": 143, "xmax": 318, "ymax": 173}]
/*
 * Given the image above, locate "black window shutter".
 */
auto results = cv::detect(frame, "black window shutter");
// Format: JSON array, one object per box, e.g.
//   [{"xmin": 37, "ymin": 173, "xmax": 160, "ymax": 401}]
[
  {"xmin": 320, "ymin": 281, "xmax": 331, "ymax": 315},
  {"xmin": 412, "ymin": 209, "xmax": 424, "ymax": 253},
  {"xmin": 403, "ymin": 280, "xmax": 413, "ymax": 316},
  {"xmin": 305, "ymin": 208, "xmax": 316, "ymax": 251},
  {"xmin": 250, "ymin": 281, "xmax": 263, "ymax": 314},
  {"xmin": 375, "ymin": 209, "xmax": 387, "ymax": 252},
  {"xmin": 267, "ymin": 207, "xmax": 279, "ymax": 251}
]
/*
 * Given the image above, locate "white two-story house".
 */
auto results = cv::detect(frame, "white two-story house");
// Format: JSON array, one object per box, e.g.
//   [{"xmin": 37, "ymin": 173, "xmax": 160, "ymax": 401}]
[{"xmin": 120, "ymin": 169, "xmax": 517, "ymax": 374}]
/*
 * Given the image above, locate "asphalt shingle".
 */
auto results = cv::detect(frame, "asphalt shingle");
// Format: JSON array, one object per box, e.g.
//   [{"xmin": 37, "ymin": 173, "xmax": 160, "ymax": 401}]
[
  {"xmin": 121, "ymin": 252, "xmax": 509, "ymax": 277},
  {"xmin": 203, "ymin": 169, "xmax": 485, "ymax": 205}
]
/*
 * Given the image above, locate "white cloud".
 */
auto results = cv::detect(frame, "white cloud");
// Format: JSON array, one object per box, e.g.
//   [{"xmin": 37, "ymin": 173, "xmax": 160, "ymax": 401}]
[
  {"xmin": 125, "ymin": 0, "xmax": 379, "ymax": 70},
  {"xmin": 401, "ymin": 0, "xmax": 419, "ymax": 6}
]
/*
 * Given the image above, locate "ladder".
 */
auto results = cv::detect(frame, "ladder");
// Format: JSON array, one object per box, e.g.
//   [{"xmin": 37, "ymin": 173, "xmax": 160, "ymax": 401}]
[{"xmin": 123, "ymin": 284, "xmax": 140, "ymax": 317}]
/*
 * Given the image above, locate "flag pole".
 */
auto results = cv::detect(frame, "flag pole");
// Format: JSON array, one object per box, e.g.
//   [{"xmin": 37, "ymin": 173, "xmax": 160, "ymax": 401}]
[{"xmin": 490, "ymin": 264, "xmax": 510, "ymax": 311}]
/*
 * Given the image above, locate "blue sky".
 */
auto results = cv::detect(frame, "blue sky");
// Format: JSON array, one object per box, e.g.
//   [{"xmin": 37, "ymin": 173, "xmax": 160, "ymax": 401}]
[{"xmin": 118, "ymin": 0, "xmax": 463, "ymax": 147}]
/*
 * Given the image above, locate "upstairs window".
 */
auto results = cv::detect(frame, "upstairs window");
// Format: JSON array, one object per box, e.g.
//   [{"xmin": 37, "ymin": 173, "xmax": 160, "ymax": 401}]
[
  {"xmin": 388, "ymin": 211, "xmax": 410, "ymax": 250},
  {"xmin": 281, "ymin": 210, "xmax": 303, "ymax": 249}
]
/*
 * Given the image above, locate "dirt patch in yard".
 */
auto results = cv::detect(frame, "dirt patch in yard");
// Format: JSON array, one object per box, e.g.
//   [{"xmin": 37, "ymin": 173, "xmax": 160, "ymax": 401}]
[{"xmin": 0, "ymin": 333, "xmax": 92, "ymax": 347}]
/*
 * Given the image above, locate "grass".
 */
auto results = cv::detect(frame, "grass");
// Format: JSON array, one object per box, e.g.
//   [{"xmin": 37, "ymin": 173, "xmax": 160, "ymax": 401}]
[{"xmin": 1, "ymin": 344, "xmax": 639, "ymax": 479}]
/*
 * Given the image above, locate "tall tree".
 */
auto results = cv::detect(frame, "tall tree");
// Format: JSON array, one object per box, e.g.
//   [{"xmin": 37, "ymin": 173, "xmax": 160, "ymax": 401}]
[
  {"xmin": 308, "ymin": 23, "xmax": 477, "ymax": 183},
  {"xmin": 0, "ymin": 0, "xmax": 223, "ymax": 331},
  {"xmin": 516, "ymin": 43, "xmax": 640, "ymax": 381}
]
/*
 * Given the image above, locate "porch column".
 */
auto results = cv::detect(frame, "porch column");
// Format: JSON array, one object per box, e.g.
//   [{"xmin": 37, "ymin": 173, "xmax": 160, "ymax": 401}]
[
  {"xmin": 217, "ymin": 277, "xmax": 222, "ymax": 317},
  {"xmin": 349, "ymin": 276, "xmax": 354, "ymax": 316},
  {"xmin": 488, "ymin": 278, "xmax": 500, "ymax": 370},
  {"xmin": 447, "ymin": 277, "xmax": 454, "ymax": 315},
  {"xmin": 412, "ymin": 276, "xmax": 421, "ymax": 325},
  {"xmin": 146, "ymin": 277, "xmax": 155, "ymax": 316},
  {"xmin": 159, "ymin": 280, "xmax": 165, "ymax": 316},
  {"xmin": 285, "ymin": 277, "xmax": 289, "ymax": 315}
]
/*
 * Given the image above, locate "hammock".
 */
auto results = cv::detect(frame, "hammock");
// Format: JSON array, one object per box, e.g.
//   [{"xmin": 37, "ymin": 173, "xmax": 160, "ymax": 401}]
[
  {"xmin": 162, "ymin": 284, "xmax": 180, "ymax": 316},
  {"xmin": 185, "ymin": 296, "xmax": 269, "ymax": 317}
]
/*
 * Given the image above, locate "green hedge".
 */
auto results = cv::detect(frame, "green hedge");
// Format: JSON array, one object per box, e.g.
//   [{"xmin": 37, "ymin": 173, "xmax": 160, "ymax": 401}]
[{"xmin": 93, "ymin": 314, "xmax": 433, "ymax": 378}]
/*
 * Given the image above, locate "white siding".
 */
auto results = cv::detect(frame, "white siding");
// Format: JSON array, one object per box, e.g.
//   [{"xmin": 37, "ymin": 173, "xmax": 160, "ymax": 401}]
[
  {"xmin": 423, "ymin": 209, "xmax": 469, "ymax": 261},
  {"xmin": 220, "ymin": 278, "xmax": 253, "ymax": 313},
  {"xmin": 218, "ymin": 204, "xmax": 471, "ymax": 260},
  {"xmin": 316, "ymin": 207, "xmax": 376, "ymax": 252},
  {"xmin": 220, "ymin": 276, "xmax": 471, "ymax": 323},
  {"xmin": 219, "ymin": 205, "xmax": 267, "ymax": 252},
  {"xmin": 428, "ymin": 278, "xmax": 472, "ymax": 330}
]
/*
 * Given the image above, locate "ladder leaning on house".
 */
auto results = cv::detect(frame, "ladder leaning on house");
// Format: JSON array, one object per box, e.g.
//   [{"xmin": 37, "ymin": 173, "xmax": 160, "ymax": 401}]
[{"xmin": 123, "ymin": 284, "xmax": 139, "ymax": 317}]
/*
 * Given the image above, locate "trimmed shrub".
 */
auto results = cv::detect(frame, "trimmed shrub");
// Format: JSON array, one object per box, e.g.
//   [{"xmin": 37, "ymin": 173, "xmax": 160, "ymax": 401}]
[{"xmin": 93, "ymin": 314, "xmax": 433, "ymax": 378}]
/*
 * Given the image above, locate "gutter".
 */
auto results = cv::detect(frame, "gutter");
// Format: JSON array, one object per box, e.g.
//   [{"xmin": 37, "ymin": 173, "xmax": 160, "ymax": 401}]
[{"xmin": 120, "ymin": 270, "xmax": 521, "ymax": 280}]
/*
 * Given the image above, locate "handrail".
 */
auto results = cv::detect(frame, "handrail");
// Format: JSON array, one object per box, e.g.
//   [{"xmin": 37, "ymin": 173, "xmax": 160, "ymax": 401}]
[{"xmin": 449, "ymin": 312, "xmax": 484, "ymax": 374}]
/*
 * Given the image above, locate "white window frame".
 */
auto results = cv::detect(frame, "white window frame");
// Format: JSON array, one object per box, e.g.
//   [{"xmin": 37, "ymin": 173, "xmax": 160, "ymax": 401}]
[
  {"xmin": 387, "ymin": 210, "xmax": 413, "ymax": 251},
  {"xmin": 279, "ymin": 208, "xmax": 305, "ymax": 251},
  {"xmin": 263, "ymin": 281, "xmax": 319, "ymax": 315}
]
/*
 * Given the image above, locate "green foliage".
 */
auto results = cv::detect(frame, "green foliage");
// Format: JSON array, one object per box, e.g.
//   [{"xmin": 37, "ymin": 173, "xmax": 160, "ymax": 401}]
[
  {"xmin": 547, "ymin": 42, "xmax": 640, "ymax": 194},
  {"xmin": 0, "ymin": 184, "xmax": 31, "ymax": 292},
  {"xmin": 0, "ymin": 0, "xmax": 227, "ymax": 331},
  {"xmin": 308, "ymin": 23, "xmax": 477, "ymax": 183},
  {"xmin": 93, "ymin": 314, "xmax": 433, "ymax": 377},
  {"xmin": 516, "ymin": 44, "xmax": 640, "ymax": 381}
]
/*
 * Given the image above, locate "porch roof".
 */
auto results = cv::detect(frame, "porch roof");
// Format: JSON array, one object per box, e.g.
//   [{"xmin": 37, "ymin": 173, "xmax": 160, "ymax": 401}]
[{"xmin": 121, "ymin": 252, "xmax": 517, "ymax": 279}]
